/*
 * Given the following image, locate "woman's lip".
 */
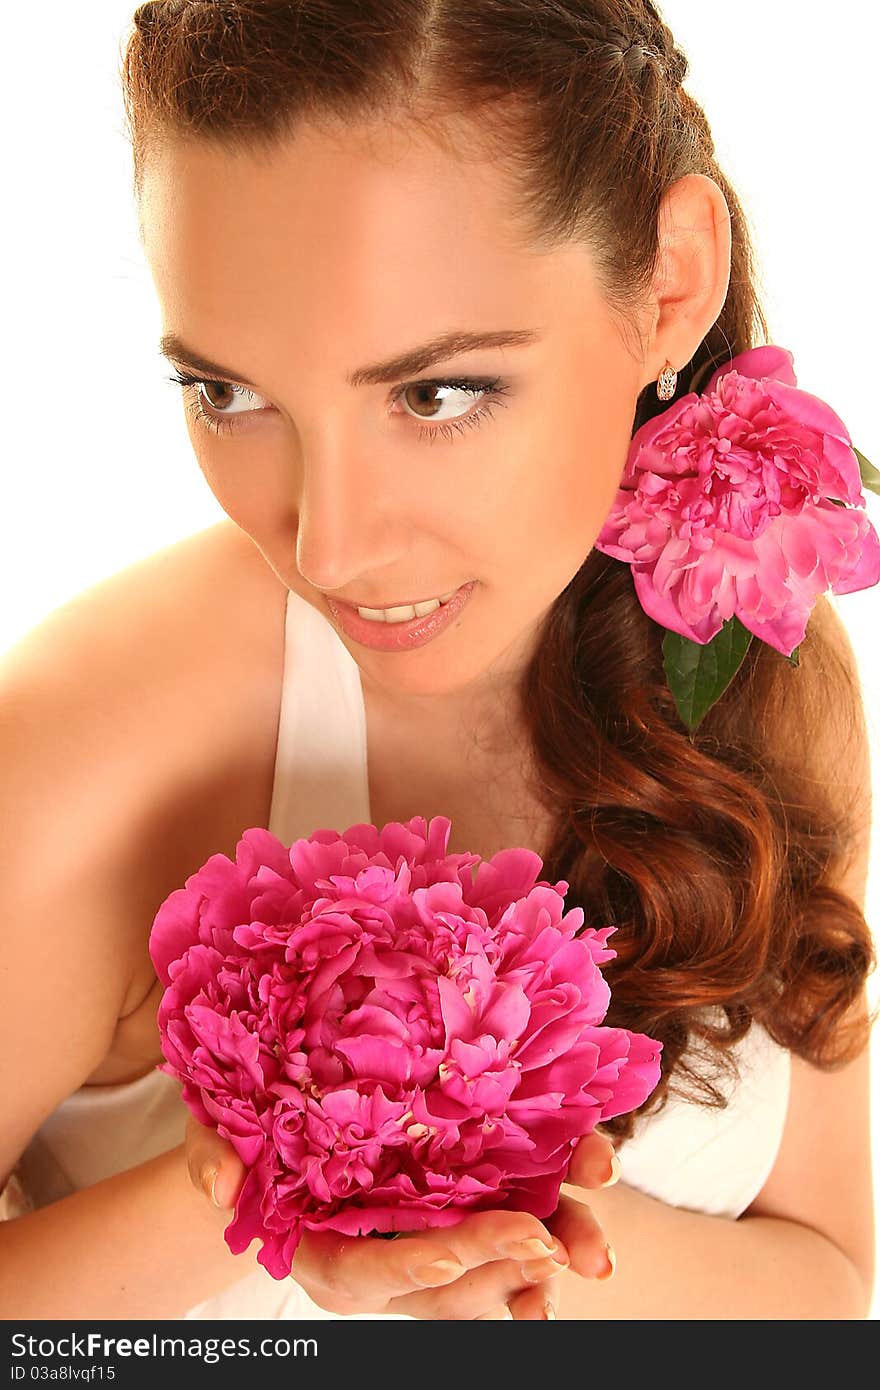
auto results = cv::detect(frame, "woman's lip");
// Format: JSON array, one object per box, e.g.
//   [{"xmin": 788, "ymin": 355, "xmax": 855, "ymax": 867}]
[
  {"xmin": 335, "ymin": 590, "xmax": 457, "ymax": 611},
  {"xmin": 325, "ymin": 581, "xmax": 476, "ymax": 651}
]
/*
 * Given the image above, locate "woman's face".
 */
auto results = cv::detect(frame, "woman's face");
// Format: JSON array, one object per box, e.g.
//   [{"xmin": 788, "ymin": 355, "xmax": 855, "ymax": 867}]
[{"xmin": 140, "ymin": 118, "xmax": 654, "ymax": 717}]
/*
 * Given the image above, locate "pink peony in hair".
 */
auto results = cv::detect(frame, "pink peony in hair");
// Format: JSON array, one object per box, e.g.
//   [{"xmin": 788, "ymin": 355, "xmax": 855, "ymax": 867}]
[
  {"xmin": 594, "ymin": 345, "xmax": 880, "ymax": 654},
  {"xmin": 150, "ymin": 815, "xmax": 662, "ymax": 1279}
]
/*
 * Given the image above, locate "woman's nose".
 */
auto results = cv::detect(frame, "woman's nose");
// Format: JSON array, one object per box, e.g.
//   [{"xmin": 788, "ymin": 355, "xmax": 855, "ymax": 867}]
[{"xmin": 293, "ymin": 442, "xmax": 404, "ymax": 594}]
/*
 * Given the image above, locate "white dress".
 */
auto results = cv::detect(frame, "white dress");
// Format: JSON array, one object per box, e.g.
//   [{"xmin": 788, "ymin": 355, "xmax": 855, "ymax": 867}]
[{"xmin": 6, "ymin": 587, "xmax": 791, "ymax": 1318}]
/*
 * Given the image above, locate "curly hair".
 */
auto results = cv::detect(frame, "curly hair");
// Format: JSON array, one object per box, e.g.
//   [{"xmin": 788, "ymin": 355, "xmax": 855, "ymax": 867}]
[{"xmin": 118, "ymin": 0, "xmax": 877, "ymax": 1145}]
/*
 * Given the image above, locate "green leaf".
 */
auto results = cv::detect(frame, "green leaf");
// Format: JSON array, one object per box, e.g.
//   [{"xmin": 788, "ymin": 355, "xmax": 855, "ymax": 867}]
[
  {"xmin": 854, "ymin": 446, "xmax": 880, "ymax": 497},
  {"xmin": 785, "ymin": 644, "xmax": 800, "ymax": 668},
  {"xmin": 662, "ymin": 615, "xmax": 754, "ymax": 736}
]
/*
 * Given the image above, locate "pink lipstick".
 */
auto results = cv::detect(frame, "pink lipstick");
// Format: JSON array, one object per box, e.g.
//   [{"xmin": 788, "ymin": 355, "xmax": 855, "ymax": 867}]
[{"xmin": 325, "ymin": 581, "xmax": 476, "ymax": 651}]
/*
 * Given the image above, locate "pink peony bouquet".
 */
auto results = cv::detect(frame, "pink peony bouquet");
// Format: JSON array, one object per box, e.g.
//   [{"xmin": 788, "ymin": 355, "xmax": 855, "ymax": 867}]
[{"xmin": 149, "ymin": 815, "xmax": 662, "ymax": 1280}]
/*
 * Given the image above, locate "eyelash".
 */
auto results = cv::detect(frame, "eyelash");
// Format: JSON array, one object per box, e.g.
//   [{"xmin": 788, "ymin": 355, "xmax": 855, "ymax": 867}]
[{"xmin": 163, "ymin": 369, "xmax": 511, "ymax": 445}]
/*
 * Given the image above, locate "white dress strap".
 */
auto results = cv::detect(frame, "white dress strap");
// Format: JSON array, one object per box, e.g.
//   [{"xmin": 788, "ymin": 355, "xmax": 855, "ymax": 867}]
[{"xmin": 267, "ymin": 587, "xmax": 371, "ymax": 845}]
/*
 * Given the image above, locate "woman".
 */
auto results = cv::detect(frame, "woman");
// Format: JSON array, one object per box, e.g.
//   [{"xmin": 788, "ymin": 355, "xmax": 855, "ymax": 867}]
[{"xmin": 0, "ymin": 0, "xmax": 874, "ymax": 1319}]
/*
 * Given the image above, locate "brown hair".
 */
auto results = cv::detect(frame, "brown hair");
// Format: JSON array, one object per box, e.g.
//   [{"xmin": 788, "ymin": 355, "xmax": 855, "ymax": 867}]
[{"xmin": 119, "ymin": 0, "xmax": 877, "ymax": 1144}]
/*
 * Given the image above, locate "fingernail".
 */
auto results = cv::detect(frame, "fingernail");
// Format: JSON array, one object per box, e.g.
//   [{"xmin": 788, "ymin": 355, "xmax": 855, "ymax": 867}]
[
  {"xmin": 520, "ymin": 1256, "xmax": 569, "ymax": 1283},
  {"xmin": 498, "ymin": 1236, "xmax": 558, "ymax": 1260},
  {"xmin": 201, "ymin": 1166, "xmax": 221, "ymax": 1207},
  {"xmin": 410, "ymin": 1258, "xmax": 466, "ymax": 1286},
  {"xmin": 600, "ymin": 1151, "xmax": 622, "ymax": 1187},
  {"xmin": 596, "ymin": 1243, "xmax": 616, "ymax": 1280},
  {"xmin": 542, "ymin": 1300, "xmax": 557, "ymax": 1319}
]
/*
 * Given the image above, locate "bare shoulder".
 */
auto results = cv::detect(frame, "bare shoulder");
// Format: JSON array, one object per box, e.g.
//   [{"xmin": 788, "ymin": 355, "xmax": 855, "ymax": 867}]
[
  {"xmin": 4, "ymin": 518, "xmax": 285, "ymax": 697},
  {"xmin": 2, "ymin": 520, "xmax": 289, "ymax": 1027}
]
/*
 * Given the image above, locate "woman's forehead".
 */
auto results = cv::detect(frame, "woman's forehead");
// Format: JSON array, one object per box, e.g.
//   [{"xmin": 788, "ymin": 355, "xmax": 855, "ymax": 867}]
[
  {"xmin": 139, "ymin": 127, "xmax": 607, "ymax": 367},
  {"xmin": 141, "ymin": 119, "xmax": 528, "ymax": 254}
]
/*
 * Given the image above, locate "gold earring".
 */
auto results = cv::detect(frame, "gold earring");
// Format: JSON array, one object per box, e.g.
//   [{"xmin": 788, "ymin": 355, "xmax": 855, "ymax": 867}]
[{"xmin": 656, "ymin": 362, "xmax": 678, "ymax": 401}]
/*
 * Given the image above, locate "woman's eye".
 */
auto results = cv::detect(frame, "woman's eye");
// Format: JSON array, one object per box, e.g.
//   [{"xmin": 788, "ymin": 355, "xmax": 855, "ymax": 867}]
[
  {"xmin": 196, "ymin": 380, "xmax": 266, "ymax": 416},
  {"xmin": 164, "ymin": 368, "xmax": 510, "ymax": 445},
  {"xmin": 163, "ymin": 373, "xmax": 269, "ymax": 438},
  {"xmin": 163, "ymin": 369, "xmax": 268, "ymax": 437},
  {"xmin": 391, "ymin": 376, "xmax": 511, "ymax": 445}
]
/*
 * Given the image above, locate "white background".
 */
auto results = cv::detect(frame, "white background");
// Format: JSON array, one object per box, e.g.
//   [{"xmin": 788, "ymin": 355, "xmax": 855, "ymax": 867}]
[{"xmin": 2, "ymin": 1, "xmax": 878, "ymax": 1316}]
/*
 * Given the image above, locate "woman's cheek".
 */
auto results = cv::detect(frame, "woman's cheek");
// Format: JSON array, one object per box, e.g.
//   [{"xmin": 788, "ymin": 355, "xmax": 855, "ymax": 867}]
[{"xmin": 190, "ymin": 433, "xmax": 294, "ymax": 544}]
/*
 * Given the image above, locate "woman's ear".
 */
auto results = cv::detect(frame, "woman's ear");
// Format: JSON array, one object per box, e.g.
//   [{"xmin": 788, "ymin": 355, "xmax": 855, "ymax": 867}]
[{"xmin": 644, "ymin": 172, "xmax": 733, "ymax": 385}]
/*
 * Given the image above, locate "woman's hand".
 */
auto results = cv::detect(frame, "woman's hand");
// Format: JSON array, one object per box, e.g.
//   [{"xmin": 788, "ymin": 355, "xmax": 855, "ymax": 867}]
[
  {"xmin": 184, "ymin": 1114, "xmax": 618, "ymax": 1319},
  {"xmin": 526, "ymin": 1130, "xmax": 621, "ymax": 1319}
]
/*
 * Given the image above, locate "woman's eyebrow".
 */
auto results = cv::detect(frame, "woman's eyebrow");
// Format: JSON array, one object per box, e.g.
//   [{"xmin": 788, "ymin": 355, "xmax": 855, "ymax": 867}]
[{"xmin": 157, "ymin": 327, "xmax": 541, "ymax": 388}]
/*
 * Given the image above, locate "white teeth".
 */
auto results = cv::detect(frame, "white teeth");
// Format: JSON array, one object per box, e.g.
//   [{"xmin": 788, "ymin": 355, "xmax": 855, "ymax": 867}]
[{"xmin": 356, "ymin": 587, "xmax": 459, "ymax": 623}]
